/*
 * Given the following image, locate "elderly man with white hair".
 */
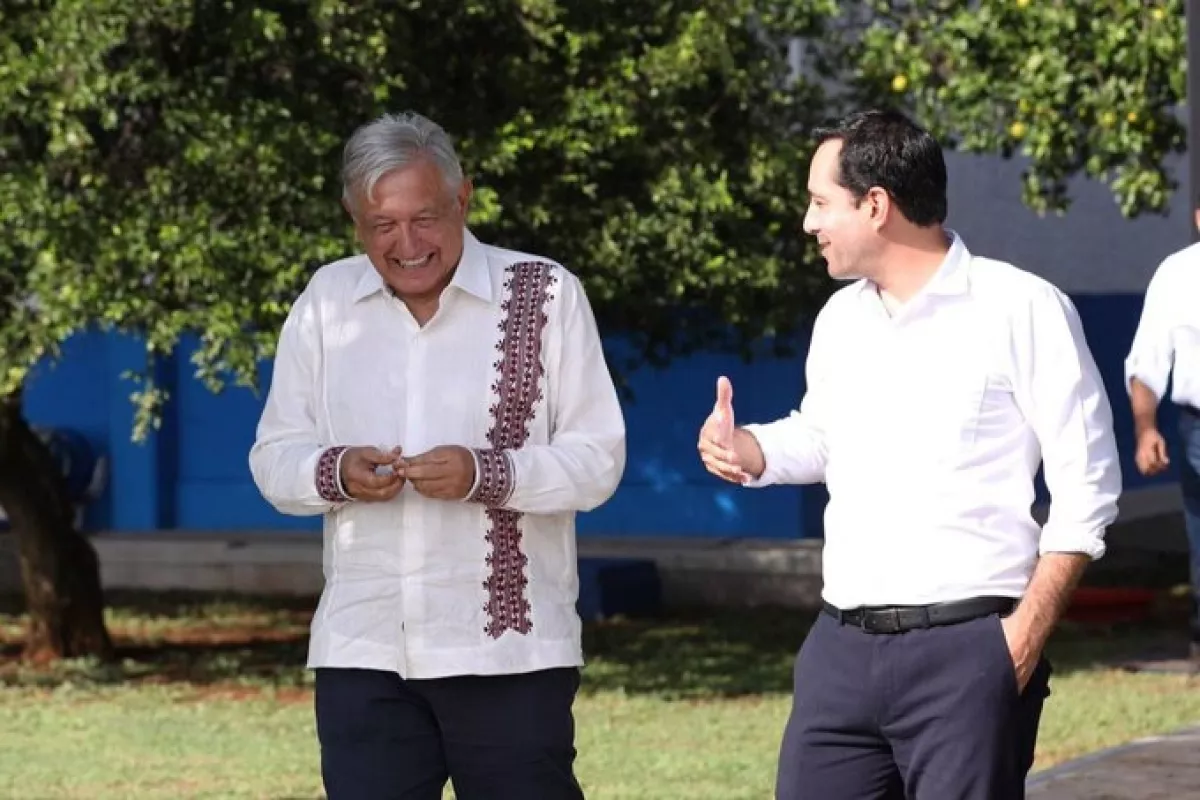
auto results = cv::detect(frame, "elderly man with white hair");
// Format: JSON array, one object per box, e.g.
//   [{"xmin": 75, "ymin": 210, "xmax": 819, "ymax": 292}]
[{"xmin": 249, "ymin": 111, "xmax": 626, "ymax": 800}]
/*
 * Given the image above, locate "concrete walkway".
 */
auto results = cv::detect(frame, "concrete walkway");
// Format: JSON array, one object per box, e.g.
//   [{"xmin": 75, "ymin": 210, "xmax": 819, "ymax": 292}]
[{"xmin": 1027, "ymin": 726, "xmax": 1200, "ymax": 799}]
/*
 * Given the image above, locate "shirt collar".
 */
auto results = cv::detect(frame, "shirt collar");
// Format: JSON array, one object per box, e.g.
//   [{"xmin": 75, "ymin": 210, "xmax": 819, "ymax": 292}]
[
  {"xmin": 351, "ymin": 228, "xmax": 494, "ymax": 304},
  {"xmin": 923, "ymin": 229, "xmax": 971, "ymax": 296},
  {"xmin": 856, "ymin": 228, "xmax": 971, "ymax": 301}
]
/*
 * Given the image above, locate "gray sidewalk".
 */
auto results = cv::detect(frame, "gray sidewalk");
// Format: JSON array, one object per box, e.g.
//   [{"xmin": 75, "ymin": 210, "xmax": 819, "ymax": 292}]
[{"xmin": 1028, "ymin": 725, "xmax": 1200, "ymax": 799}]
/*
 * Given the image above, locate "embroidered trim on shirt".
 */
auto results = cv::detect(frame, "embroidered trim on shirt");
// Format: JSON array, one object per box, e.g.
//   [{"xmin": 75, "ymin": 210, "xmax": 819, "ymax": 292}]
[
  {"xmin": 316, "ymin": 446, "xmax": 350, "ymax": 503},
  {"xmin": 469, "ymin": 447, "xmax": 515, "ymax": 507},
  {"xmin": 481, "ymin": 261, "xmax": 557, "ymax": 639}
]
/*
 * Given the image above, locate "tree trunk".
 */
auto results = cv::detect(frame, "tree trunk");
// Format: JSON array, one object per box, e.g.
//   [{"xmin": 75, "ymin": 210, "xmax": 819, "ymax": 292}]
[{"xmin": 0, "ymin": 392, "xmax": 113, "ymax": 663}]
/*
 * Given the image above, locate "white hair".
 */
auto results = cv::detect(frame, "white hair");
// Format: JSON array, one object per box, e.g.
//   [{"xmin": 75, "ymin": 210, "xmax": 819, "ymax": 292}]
[{"xmin": 340, "ymin": 111, "xmax": 464, "ymax": 214}]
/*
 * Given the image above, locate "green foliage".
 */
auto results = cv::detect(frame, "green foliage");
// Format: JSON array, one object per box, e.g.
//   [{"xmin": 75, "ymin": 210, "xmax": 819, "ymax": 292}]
[
  {"xmin": 852, "ymin": 0, "xmax": 1187, "ymax": 217},
  {"xmin": 0, "ymin": 0, "xmax": 1190, "ymax": 438},
  {"xmin": 0, "ymin": 0, "xmax": 840, "ymax": 435}
]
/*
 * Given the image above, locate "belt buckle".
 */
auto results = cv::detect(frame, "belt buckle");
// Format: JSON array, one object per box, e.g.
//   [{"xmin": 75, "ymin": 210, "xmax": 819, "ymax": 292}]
[{"xmin": 861, "ymin": 608, "xmax": 901, "ymax": 634}]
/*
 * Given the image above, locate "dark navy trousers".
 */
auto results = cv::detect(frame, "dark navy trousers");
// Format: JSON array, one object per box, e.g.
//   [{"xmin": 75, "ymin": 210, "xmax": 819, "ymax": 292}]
[
  {"xmin": 315, "ymin": 666, "xmax": 585, "ymax": 800},
  {"xmin": 776, "ymin": 611, "xmax": 1051, "ymax": 799}
]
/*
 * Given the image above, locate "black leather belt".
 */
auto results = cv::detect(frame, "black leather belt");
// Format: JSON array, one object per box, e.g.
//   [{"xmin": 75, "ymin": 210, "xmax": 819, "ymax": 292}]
[{"xmin": 823, "ymin": 596, "xmax": 1017, "ymax": 634}]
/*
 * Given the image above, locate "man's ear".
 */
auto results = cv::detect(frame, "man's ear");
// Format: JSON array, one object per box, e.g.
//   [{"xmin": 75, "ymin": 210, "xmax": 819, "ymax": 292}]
[
  {"xmin": 457, "ymin": 177, "xmax": 474, "ymax": 217},
  {"xmin": 865, "ymin": 186, "xmax": 892, "ymax": 229}
]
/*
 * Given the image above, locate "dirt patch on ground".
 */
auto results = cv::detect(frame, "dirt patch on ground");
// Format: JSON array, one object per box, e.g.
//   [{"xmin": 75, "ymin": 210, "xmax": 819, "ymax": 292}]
[
  {"xmin": 172, "ymin": 685, "xmax": 313, "ymax": 704},
  {"xmin": 1, "ymin": 623, "xmax": 309, "ymax": 656},
  {"xmin": 112, "ymin": 624, "xmax": 307, "ymax": 648}
]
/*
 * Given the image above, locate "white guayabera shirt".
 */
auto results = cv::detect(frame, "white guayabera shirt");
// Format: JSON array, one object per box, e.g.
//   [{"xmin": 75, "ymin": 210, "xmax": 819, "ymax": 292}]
[
  {"xmin": 249, "ymin": 230, "xmax": 626, "ymax": 679},
  {"xmin": 743, "ymin": 233, "xmax": 1123, "ymax": 610},
  {"xmin": 1125, "ymin": 240, "xmax": 1200, "ymax": 412}
]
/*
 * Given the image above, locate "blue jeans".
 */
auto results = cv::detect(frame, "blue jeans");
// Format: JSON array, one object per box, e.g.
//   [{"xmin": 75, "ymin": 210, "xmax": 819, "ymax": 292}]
[{"xmin": 1181, "ymin": 409, "xmax": 1200, "ymax": 643}]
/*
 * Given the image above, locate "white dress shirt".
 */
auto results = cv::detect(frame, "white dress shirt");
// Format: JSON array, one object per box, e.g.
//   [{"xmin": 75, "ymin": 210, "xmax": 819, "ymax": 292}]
[
  {"xmin": 249, "ymin": 230, "xmax": 626, "ymax": 679},
  {"xmin": 743, "ymin": 233, "xmax": 1122, "ymax": 609},
  {"xmin": 1125, "ymin": 241, "xmax": 1200, "ymax": 410}
]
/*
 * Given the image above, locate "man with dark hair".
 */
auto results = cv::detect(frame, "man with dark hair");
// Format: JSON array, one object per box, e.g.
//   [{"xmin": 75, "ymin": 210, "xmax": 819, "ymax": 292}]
[
  {"xmin": 697, "ymin": 109, "xmax": 1121, "ymax": 798},
  {"xmin": 1124, "ymin": 196, "xmax": 1200, "ymax": 669}
]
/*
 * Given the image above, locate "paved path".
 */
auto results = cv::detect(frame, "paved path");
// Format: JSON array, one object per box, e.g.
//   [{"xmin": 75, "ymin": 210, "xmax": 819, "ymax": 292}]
[{"xmin": 1028, "ymin": 726, "xmax": 1200, "ymax": 799}]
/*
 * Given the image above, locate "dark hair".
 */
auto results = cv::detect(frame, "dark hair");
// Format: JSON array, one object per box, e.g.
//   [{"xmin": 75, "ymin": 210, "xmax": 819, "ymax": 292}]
[{"xmin": 813, "ymin": 109, "xmax": 947, "ymax": 227}]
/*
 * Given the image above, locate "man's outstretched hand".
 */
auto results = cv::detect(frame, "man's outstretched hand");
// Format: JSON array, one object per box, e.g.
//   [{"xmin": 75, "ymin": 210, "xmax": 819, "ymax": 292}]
[{"xmin": 697, "ymin": 376, "xmax": 753, "ymax": 484}]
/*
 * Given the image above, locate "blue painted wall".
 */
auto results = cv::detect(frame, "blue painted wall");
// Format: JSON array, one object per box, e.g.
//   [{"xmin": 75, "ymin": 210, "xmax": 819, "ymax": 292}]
[{"xmin": 20, "ymin": 292, "xmax": 1178, "ymax": 538}]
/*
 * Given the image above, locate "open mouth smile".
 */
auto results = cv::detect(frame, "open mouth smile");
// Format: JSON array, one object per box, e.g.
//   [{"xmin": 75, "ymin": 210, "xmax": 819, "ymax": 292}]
[{"xmin": 390, "ymin": 254, "xmax": 433, "ymax": 270}]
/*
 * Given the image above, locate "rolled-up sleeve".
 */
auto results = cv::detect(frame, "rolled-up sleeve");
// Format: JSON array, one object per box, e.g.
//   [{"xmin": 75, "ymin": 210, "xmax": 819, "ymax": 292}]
[
  {"xmin": 741, "ymin": 307, "xmax": 833, "ymax": 488},
  {"xmin": 468, "ymin": 273, "xmax": 626, "ymax": 515},
  {"xmin": 248, "ymin": 286, "xmax": 346, "ymax": 516},
  {"xmin": 1124, "ymin": 256, "xmax": 1177, "ymax": 400},
  {"xmin": 1012, "ymin": 286, "xmax": 1121, "ymax": 559}
]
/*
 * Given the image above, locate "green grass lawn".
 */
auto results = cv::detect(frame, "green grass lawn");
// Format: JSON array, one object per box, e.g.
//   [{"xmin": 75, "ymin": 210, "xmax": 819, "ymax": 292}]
[{"xmin": 1, "ymin": 592, "xmax": 1197, "ymax": 799}]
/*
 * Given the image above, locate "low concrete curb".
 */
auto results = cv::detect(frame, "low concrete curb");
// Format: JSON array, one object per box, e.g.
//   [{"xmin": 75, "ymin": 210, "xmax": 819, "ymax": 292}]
[
  {"xmin": 0, "ymin": 532, "xmax": 826, "ymax": 608},
  {"xmin": 0, "ymin": 501, "xmax": 1186, "ymax": 612}
]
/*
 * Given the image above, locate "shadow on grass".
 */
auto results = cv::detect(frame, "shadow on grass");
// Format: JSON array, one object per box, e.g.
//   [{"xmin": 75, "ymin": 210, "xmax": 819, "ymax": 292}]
[
  {"xmin": 1043, "ymin": 618, "xmax": 1194, "ymax": 673},
  {"xmin": 0, "ymin": 591, "xmax": 1191, "ymax": 698},
  {"xmin": 581, "ymin": 606, "xmax": 1195, "ymax": 700},
  {"xmin": 581, "ymin": 606, "xmax": 815, "ymax": 699},
  {"xmin": 0, "ymin": 590, "xmax": 316, "ymax": 690}
]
